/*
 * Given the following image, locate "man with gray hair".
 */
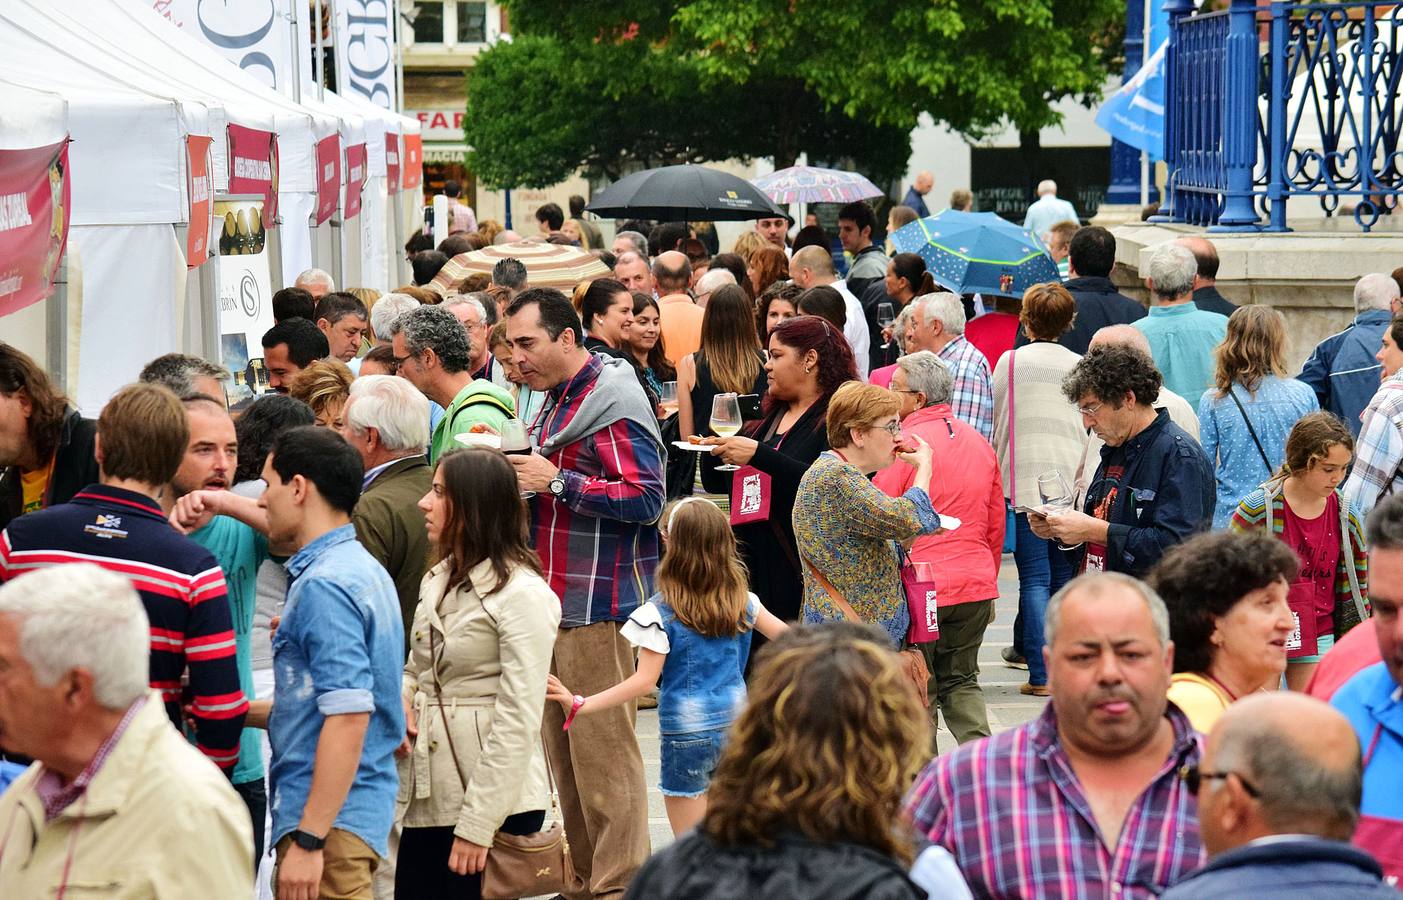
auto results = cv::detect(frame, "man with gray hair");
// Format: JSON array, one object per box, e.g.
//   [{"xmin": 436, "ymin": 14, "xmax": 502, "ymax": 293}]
[
  {"xmin": 0, "ymin": 564, "xmax": 254, "ymax": 895},
  {"xmin": 1022, "ymin": 179, "xmax": 1080, "ymax": 242},
  {"xmin": 874, "ymin": 350, "xmax": 1004, "ymax": 745},
  {"xmin": 442, "ymin": 293, "xmax": 512, "ymax": 391},
  {"xmin": 906, "ymin": 571, "xmax": 1204, "ymax": 897},
  {"xmin": 491, "ymin": 257, "xmax": 529, "ymax": 296},
  {"xmin": 1299, "ymin": 272, "xmax": 1401, "ymax": 437},
  {"xmin": 908, "ymin": 292, "xmax": 993, "ymax": 439},
  {"xmin": 368, "ymin": 292, "xmax": 420, "ymax": 347},
  {"xmin": 1132, "ymin": 242, "xmax": 1229, "ymax": 408},
  {"xmin": 340, "ymin": 375, "xmax": 431, "ymax": 645},
  {"xmin": 612, "ymin": 229, "xmax": 648, "ymax": 259},
  {"xmin": 693, "ymin": 266, "xmax": 735, "ymax": 308},
  {"xmin": 613, "ymin": 250, "xmax": 653, "ymax": 295},
  {"xmin": 294, "ymin": 267, "xmax": 335, "ymax": 299},
  {"xmin": 389, "ymin": 304, "xmax": 514, "ymax": 463},
  {"xmin": 1163, "ymin": 693, "xmax": 1395, "ymax": 898},
  {"xmin": 139, "ymin": 352, "xmax": 230, "ymax": 405}
]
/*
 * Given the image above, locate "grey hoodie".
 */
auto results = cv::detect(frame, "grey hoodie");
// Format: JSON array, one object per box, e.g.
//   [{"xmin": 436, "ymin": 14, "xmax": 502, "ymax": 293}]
[{"xmin": 541, "ymin": 352, "xmax": 666, "ymax": 458}]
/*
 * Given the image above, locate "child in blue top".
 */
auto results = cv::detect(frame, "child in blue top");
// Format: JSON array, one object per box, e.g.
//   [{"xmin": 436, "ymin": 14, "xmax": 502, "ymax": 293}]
[{"xmin": 547, "ymin": 497, "xmax": 787, "ymax": 836}]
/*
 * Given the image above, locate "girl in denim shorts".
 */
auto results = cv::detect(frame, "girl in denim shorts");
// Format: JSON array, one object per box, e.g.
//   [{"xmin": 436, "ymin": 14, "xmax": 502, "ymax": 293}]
[{"xmin": 546, "ymin": 498, "xmax": 788, "ymax": 836}]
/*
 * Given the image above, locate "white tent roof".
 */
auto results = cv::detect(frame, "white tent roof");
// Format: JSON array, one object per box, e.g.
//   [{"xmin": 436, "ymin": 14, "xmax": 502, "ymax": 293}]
[{"xmin": 0, "ymin": 79, "xmax": 67, "ymax": 150}]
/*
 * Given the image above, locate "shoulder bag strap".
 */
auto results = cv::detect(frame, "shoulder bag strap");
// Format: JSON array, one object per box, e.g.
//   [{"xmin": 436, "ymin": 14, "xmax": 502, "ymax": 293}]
[
  {"xmin": 1226, "ymin": 386, "xmax": 1273, "ymax": 473},
  {"xmin": 1337, "ymin": 493, "xmax": 1368, "ymax": 623},
  {"xmin": 801, "ymin": 554, "xmax": 865, "ymax": 625},
  {"xmin": 1007, "ymin": 349, "xmax": 1016, "ymax": 501}
]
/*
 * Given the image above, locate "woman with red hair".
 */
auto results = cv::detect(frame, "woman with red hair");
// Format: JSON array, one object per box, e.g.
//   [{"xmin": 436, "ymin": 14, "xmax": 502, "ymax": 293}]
[{"xmin": 702, "ymin": 316, "xmax": 859, "ymax": 627}]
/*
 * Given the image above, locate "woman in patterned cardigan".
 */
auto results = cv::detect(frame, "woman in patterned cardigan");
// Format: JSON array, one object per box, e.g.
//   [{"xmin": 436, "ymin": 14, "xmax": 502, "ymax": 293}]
[{"xmin": 1229, "ymin": 411, "xmax": 1369, "ymax": 690}]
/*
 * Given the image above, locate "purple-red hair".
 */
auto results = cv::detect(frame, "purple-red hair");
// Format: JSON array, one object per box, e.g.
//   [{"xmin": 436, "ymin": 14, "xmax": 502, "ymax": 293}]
[{"xmin": 759, "ymin": 315, "xmax": 859, "ymax": 417}]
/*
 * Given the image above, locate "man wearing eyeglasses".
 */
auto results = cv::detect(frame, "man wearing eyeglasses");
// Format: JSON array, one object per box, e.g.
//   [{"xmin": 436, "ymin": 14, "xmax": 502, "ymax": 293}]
[
  {"xmin": 1031, "ymin": 343, "xmax": 1214, "ymax": 577},
  {"xmin": 1163, "ymin": 692, "xmax": 1395, "ymax": 897},
  {"xmin": 906, "ymin": 572, "xmax": 1204, "ymax": 897}
]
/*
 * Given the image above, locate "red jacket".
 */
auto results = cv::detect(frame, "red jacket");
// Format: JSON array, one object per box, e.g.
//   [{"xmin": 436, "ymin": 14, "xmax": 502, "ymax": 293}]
[{"xmin": 874, "ymin": 404, "xmax": 1004, "ymax": 606}]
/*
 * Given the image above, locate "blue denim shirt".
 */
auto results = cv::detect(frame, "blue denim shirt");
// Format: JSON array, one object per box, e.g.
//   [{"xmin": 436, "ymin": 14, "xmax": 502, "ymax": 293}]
[{"xmin": 269, "ymin": 524, "xmax": 405, "ymax": 857}]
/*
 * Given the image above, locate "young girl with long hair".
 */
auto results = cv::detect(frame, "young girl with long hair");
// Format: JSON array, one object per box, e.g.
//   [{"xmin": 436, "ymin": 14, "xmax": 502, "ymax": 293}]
[
  {"xmin": 546, "ymin": 498, "xmax": 787, "ymax": 836},
  {"xmin": 1229, "ymin": 411, "xmax": 1368, "ymax": 691}
]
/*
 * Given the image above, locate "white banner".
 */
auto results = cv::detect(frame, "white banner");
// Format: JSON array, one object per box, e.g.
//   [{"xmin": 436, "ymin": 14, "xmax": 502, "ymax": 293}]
[
  {"xmin": 152, "ymin": 0, "xmax": 300, "ymax": 99},
  {"xmin": 215, "ymin": 199, "xmax": 276, "ymax": 404},
  {"xmin": 333, "ymin": 0, "xmax": 396, "ymax": 111}
]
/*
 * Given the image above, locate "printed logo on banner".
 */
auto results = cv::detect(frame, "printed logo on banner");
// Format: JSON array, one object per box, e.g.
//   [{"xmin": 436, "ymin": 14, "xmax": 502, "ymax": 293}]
[
  {"xmin": 314, "ymin": 135, "xmax": 341, "ymax": 225},
  {"xmin": 402, "ymin": 134, "xmax": 423, "ymax": 189},
  {"xmin": 0, "ymin": 140, "xmax": 69, "ymax": 318},
  {"xmin": 336, "ymin": 0, "xmax": 396, "ymax": 110},
  {"xmin": 186, "ymin": 135, "xmax": 214, "ymax": 268},
  {"xmin": 345, "ymin": 143, "xmax": 367, "ymax": 218},
  {"xmin": 227, "ymin": 124, "xmax": 279, "ymax": 220},
  {"xmin": 385, "ymin": 133, "xmax": 400, "ymax": 195},
  {"xmin": 215, "ymin": 199, "xmax": 274, "ymax": 406}
]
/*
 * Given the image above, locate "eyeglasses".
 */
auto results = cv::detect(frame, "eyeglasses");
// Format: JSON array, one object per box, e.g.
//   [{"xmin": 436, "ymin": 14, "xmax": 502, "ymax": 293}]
[
  {"xmin": 1077, "ymin": 401, "xmax": 1106, "ymax": 419},
  {"xmin": 875, "ymin": 420, "xmax": 903, "ymax": 437},
  {"xmin": 1180, "ymin": 764, "xmax": 1260, "ymax": 798}
]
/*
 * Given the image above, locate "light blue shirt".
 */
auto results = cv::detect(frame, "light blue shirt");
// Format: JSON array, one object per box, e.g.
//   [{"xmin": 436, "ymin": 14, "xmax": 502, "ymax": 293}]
[
  {"xmin": 1198, "ymin": 376, "xmax": 1319, "ymax": 528},
  {"xmin": 268, "ymin": 524, "xmax": 405, "ymax": 857},
  {"xmin": 1134, "ymin": 303, "xmax": 1229, "ymax": 410},
  {"xmin": 1023, "ymin": 194, "xmax": 1080, "ymax": 240}
]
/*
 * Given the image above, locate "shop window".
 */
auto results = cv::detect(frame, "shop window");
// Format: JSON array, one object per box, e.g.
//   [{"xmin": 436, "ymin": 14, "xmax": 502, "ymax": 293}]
[
  {"xmin": 411, "ymin": 2, "xmax": 444, "ymax": 43},
  {"xmin": 457, "ymin": 2, "xmax": 487, "ymax": 44}
]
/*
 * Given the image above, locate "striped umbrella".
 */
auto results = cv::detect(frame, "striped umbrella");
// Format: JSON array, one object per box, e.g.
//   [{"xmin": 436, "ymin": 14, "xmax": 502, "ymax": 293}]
[
  {"xmin": 751, "ymin": 165, "xmax": 884, "ymax": 205},
  {"xmin": 427, "ymin": 240, "xmax": 611, "ymax": 297},
  {"xmin": 890, "ymin": 211, "xmax": 1059, "ymax": 299}
]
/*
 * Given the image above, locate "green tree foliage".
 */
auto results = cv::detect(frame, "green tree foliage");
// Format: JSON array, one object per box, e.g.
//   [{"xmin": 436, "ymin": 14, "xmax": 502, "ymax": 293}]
[{"xmin": 464, "ymin": 0, "xmax": 1124, "ymax": 188}]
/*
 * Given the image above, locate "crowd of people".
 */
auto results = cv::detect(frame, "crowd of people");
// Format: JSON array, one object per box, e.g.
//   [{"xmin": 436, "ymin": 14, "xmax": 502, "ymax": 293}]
[{"xmin": 1, "ymin": 196, "xmax": 1402, "ymax": 900}]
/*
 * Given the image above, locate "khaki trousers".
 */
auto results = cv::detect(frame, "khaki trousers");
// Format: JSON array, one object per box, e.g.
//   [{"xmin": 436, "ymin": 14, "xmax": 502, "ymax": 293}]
[
  {"xmin": 273, "ymin": 828, "xmax": 377, "ymax": 900},
  {"xmin": 543, "ymin": 621, "xmax": 652, "ymax": 900},
  {"xmin": 921, "ymin": 599, "xmax": 995, "ymax": 746}
]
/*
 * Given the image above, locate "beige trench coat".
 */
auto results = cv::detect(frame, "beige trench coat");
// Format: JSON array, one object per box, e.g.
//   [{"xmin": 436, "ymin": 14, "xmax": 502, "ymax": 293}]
[{"xmin": 397, "ymin": 557, "xmax": 560, "ymax": 846}]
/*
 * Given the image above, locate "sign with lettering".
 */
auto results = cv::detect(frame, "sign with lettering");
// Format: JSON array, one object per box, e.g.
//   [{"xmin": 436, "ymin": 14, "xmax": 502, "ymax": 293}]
[
  {"xmin": 151, "ymin": 0, "xmax": 298, "ymax": 99},
  {"xmin": 410, "ymin": 108, "xmax": 465, "ymax": 142},
  {"xmin": 344, "ymin": 143, "xmax": 366, "ymax": 218},
  {"xmin": 402, "ymin": 134, "xmax": 423, "ymax": 189},
  {"xmin": 214, "ymin": 198, "xmax": 275, "ymax": 404},
  {"xmin": 186, "ymin": 135, "xmax": 214, "ymax": 267},
  {"xmin": 385, "ymin": 132, "xmax": 400, "ymax": 194},
  {"xmin": 334, "ymin": 0, "xmax": 396, "ymax": 111},
  {"xmin": 0, "ymin": 140, "xmax": 69, "ymax": 318},
  {"xmin": 315, "ymin": 135, "xmax": 341, "ymax": 225},
  {"xmin": 227, "ymin": 124, "xmax": 279, "ymax": 220}
]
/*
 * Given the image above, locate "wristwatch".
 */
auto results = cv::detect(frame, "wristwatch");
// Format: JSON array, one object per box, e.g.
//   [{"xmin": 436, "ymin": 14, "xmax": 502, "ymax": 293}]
[
  {"xmin": 290, "ymin": 829, "xmax": 326, "ymax": 851},
  {"xmin": 548, "ymin": 475, "xmax": 567, "ymax": 497}
]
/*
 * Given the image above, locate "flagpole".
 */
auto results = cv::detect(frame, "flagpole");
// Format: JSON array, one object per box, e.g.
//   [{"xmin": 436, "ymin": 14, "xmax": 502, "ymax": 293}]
[{"xmin": 1140, "ymin": 0, "xmax": 1151, "ymax": 207}]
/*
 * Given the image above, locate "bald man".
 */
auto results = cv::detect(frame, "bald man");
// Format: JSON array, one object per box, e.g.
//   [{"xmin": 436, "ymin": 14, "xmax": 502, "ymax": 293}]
[
  {"xmin": 1162, "ymin": 693, "xmax": 1394, "ymax": 898},
  {"xmin": 653, "ymin": 250, "xmax": 703, "ymax": 366},
  {"xmin": 1072, "ymin": 325, "xmax": 1200, "ymax": 501},
  {"xmin": 903, "ymin": 171, "xmax": 934, "ymax": 218},
  {"xmin": 790, "ymin": 245, "xmax": 871, "ymax": 377},
  {"xmin": 1176, "ymin": 236, "xmax": 1237, "ymax": 318}
]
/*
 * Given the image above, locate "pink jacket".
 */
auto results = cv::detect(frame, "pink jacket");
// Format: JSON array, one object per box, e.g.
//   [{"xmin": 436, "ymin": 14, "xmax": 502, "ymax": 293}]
[{"xmin": 873, "ymin": 403, "xmax": 1004, "ymax": 606}]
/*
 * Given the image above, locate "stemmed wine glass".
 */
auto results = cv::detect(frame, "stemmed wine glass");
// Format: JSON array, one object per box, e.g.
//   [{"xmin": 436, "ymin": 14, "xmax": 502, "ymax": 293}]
[
  {"xmin": 1037, "ymin": 469, "xmax": 1081, "ymax": 550},
  {"xmin": 877, "ymin": 301, "xmax": 896, "ymax": 349},
  {"xmin": 710, "ymin": 393, "xmax": 743, "ymax": 471},
  {"xmin": 658, "ymin": 381, "xmax": 679, "ymax": 417},
  {"xmin": 500, "ymin": 420, "xmax": 536, "ymax": 498}
]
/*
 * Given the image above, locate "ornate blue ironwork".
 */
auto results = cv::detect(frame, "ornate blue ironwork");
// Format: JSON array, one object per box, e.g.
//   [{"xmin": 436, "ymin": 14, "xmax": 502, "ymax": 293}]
[{"xmin": 1161, "ymin": 0, "xmax": 1403, "ymax": 232}]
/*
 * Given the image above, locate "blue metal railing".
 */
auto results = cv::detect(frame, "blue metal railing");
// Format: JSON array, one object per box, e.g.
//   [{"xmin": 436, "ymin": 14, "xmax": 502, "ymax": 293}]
[{"xmin": 1159, "ymin": 0, "xmax": 1403, "ymax": 232}]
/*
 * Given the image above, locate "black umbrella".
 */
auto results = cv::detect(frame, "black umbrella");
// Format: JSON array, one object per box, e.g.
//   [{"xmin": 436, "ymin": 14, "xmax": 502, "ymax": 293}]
[{"xmin": 586, "ymin": 164, "xmax": 788, "ymax": 221}]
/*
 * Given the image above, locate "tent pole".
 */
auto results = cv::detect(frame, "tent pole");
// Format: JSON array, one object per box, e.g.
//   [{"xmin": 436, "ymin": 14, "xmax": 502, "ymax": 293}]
[
  {"xmin": 47, "ymin": 252, "xmax": 68, "ymax": 395},
  {"xmin": 315, "ymin": 0, "xmax": 326, "ymax": 101},
  {"xmin": 288, "ymin": 0, "xmax": 303, "ymax": 104}
]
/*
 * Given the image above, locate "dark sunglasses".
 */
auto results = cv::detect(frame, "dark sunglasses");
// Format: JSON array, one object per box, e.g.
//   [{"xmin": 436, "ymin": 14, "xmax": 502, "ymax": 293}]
[{"xmin": 1180, "ymin": 764, "xmax": 1259, "ymax": 798}]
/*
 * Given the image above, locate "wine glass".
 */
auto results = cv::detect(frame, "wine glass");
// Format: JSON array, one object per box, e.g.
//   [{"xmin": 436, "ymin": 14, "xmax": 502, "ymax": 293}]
[
  {"xmin": 710, "ymin": 393, "xmax": 743, "ymax": 471},
  {"xmin": 877, "ymin": 301, "xmax": 896, "ymax": 348},
  {"xmin": 500, "ymin": 420, "xmax": 536, "ymax": 498},
  {"xmin": 1036, "ymin": 469, "xmax": 1081, "ymax": 550},
  {"xmin": 658, "ymin": 381, "xmax": 679, "ymax": 418}
]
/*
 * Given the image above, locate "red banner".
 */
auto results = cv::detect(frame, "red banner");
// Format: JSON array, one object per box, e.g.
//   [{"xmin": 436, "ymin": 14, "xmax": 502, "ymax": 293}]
[
  {"xmin": 315, "ymin": 135, "xmax": 340, "ymax": 225},
  {"xmin": 385, "ymin": 133, "xmax": 400, "ymax": 195},
  {"xmin": 344, "ymin": 143, "xmax": 366, "ymax": 219},
  {"xmin": 227, "ymin": 124, "xmax": 279, "ymax": 220},
  {"xmin": 186, "ymin": 135, "xmax": 213, "ymax": 267},
  {"xmin": 402, "ymin": 134, "xmax": 423, "ymax": 189},
  {"xmin": 0, "ymin": 140, "xmax": 69, "ymax": 318}
]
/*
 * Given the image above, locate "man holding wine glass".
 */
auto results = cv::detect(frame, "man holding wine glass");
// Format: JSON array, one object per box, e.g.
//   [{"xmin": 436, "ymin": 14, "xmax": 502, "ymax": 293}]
[{"xmin": 1029, "ymin": 344, "xmax": 1214, "ymax": 578}]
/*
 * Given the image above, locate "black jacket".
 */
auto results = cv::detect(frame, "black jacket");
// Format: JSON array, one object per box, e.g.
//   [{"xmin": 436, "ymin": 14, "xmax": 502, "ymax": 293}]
[
  {"xmin": 1016, "ymin": 275, "xmax": 1145, "ymax": 355},
  {"xmin": 0, "ymin": 408, "xmax": 98, "ymax": 530},
  {"xmin": 1161, "ymin": 837, "xmax": 1396, "ymax": 899},
  {"xmin": 626, "ymin": 832, "xmax": 925, "ymax": 900},
  {"xmin": 1193, "ymin": 284, "xmax": 1238, "ymax": 317},
  {"xmin": 1077, "ymin": 408, "xmax": 1215, "ymax": 576}
]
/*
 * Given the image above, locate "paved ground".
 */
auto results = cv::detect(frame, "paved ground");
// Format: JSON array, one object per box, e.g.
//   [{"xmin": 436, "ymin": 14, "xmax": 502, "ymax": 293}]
[{"xmin": 634, "ymin": 554, "xmax": 1042, "ymax": 849}]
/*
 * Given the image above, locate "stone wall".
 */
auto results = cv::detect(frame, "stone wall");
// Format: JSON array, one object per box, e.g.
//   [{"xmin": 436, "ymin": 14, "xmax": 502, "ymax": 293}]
[{"xmin": 1109, "ymin": 223, "xmax": 1403, "ymax": 374}]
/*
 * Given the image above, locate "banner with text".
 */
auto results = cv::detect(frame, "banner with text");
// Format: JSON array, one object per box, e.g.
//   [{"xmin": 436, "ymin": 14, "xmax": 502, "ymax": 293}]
[
  {"xmin": 402, "ymin": 134, "xmax": 422, "ymax": 190},
  {"xmin": 385, "ymin": 132, "xmax": 400, "ymax": 194},
  {"xmin": 151, "ymin": 0, "xmax": 299, "ymax": 99},
  {"xmin": 345, "ymin": 143, "xmax": 367, "ymax": 218},
  {"xmin": 215, "ymin": 198, "xmax": 275, "ymax": 403},
  {"xmin": 0, "ymin": 140, "xmax": 70, "ymax": 318},
  {"xmin": 227, "ymin": 124, "xmax": 279, "ymax": 220},
  {"xmin": 186, "ymin": 135, "xmax": 213, "ymax": 267},
  {"xmin": 315, "ymin": 135, "xmax": 341, "ymax": 224},
  {"xmin": 333, "ymin": 0, "xmax": 396, "ymax": 111}
]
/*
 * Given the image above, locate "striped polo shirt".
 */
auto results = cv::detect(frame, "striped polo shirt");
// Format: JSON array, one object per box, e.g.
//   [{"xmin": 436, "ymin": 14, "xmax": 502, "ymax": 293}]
[{"xmin": 0, "ymin": 485, "xmax": 247, "ymax": 775}]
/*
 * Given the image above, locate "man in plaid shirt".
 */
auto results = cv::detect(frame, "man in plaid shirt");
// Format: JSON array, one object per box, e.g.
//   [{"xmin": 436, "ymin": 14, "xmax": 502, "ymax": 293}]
[
  {"xmin": 905, "ymin": 573, "xmax": 1204, "ymax": 898},
  {"xmin": 911, "ymin": 292, "xmax": 994, "ymax": 441},
  {"xmin": 1342, "ymin": 370, "xmax": 1403, "ymax": 521},
  {"xmin": 506, "ymin": 287, "xmax": 664, "ymax": 898}
]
